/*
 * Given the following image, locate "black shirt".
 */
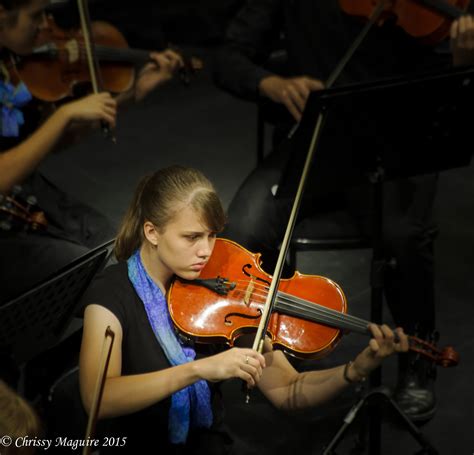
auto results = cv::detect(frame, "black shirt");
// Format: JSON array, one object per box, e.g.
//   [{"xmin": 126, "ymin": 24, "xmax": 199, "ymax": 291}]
[
  {"xmin": 81, "ymin": 262, "xmax": 232, "ymax": 455},
  {"xmin": 214, "ymin": 0, "xmax": 467, "ymax": 101}
]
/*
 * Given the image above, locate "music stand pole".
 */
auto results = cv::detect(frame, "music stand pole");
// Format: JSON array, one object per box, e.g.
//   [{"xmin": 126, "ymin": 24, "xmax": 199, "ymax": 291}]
[
  {"xmin": 368, "ymin": 166, "xmax": 385, "ymax": 454},
  {"xmin": 276, "ymin": 66, "xmax": 474, "ymax": 455}
]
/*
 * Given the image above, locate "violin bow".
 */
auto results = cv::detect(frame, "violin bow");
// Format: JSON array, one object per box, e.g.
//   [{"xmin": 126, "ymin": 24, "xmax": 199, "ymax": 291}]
[
  {"xmin": 249, "ymin": 0, "xmax": 389, "ymax": 402},
  {"xmin": 288, "ymin": 0, "xmax": 387, "ymax": 138},
  {"xmin": 76, "ymin": 0, "xmax": 116, "ymax": 142},
  {"xmin": 82, "ymin": 326, "xmax": 115, "ymax": 455}
]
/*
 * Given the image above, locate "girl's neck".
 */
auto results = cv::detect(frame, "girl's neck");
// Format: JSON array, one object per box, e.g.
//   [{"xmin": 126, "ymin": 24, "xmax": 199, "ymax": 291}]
[{"xmin": 139, "ymin": 243, "xmax": 172, "ymax": 294}]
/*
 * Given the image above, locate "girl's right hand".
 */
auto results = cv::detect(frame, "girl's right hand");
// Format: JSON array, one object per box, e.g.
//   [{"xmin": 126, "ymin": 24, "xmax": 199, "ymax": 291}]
[
  {"xmin": 194, "ymin": 348, "xmax": 266, "ymax": 387},
  {"xmin": 60, "ymin": 92, "xmax": 117, "ymax": 128}
]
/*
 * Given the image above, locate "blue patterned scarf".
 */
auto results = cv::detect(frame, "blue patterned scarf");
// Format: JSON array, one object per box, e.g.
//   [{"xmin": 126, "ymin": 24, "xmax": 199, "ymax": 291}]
[
  {"xmin": 127, "ymin": 250, "xmax": 213, "ymax": 444},
  {"xmin": 0, "ymin": 76, "xmax": 32, "ymax": 137}
]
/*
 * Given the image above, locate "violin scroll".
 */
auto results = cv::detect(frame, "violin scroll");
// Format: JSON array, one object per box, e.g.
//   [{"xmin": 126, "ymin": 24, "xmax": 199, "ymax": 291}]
[
  {"xmin": 408, "ymin": 335, "xmax": 460, "ymax": 367},
  {"xmin": 0, "ymin": 185, "xmax": 48, "ymax": 232}
]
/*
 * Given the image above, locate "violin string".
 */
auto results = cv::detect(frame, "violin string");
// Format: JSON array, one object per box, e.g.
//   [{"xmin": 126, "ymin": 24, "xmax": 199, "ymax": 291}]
[
  {"xmin": 43, "ymin": 39, "xmax": 150, "ymax": 65},
  {"xmin": 275, "ymin": 299, "xmax": 369, "ymax": 334},
  {"xmin": 45, "ymin": 38, "xmax": 146, "ymax": 60},
  {"xmin": 230, "ymin": 279, "xmax": 368, "ymax": 328},
  {"xmin": 229, "ymin": 280, "xmax": 369, "ymax": 333},
  {"xmin": 230, "ymin": 280, "xmax": 367, "ymax": 328},
  {"xmin": 278, "ymin": 291, "xmax": 369, "ymax": 331},
  {"xmin": 76, "ymin": 45, "xmax": 148, "ymax": 64}
]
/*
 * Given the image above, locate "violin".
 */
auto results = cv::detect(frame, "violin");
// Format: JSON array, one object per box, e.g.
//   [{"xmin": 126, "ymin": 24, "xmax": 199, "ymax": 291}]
[
  {"xmin": 168, "ymin": 238, "xmax": 459, "ymax": 367},
  {"xmin": 0, "ymin": 185, "xmax": 48, "ymax": 232},
  {"xmin": 10, "ymin": 16, "xmax": 202, "ymax": 102},
  {"xmin": 338, "ymin": 0, "xmax": 470, "ymax": 45}
]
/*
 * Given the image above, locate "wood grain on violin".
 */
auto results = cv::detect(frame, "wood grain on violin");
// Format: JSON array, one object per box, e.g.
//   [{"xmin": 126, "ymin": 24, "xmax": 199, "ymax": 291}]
[
  {"xmin": 169, "ymin": 239, "xmax": 459, "ymax": 366},
  {"xmin": 11, "ymin": 17, "xmax": 202, "ymax": 102},
  {"xmin": 339, "ymin": 0, "xmax": 470, "ymax": 44}
]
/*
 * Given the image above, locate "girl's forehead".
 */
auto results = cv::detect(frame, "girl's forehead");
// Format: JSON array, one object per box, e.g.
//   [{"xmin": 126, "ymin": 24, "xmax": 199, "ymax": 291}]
[{"xmin": 168, "ymin": 206, "xmax": 210, "ymax": 231}]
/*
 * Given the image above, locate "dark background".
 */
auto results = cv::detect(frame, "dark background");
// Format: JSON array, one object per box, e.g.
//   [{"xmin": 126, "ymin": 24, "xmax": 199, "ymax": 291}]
[{"xmin": 31, "ymin": 1, "xmax": 474, "ymax": 453}]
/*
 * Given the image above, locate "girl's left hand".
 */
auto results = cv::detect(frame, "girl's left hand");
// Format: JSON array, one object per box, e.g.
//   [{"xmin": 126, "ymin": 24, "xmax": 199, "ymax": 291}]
[
  {"xmin": 450, "ymin": 15, "xmax": 474, "ymax": 67},
  {"xmin": 350, "ymin": 324, "xmax": 409, "ymax": 381},
  {"xmin": 134, "ymin": 49, "xmax": 184, "ymax": 101}
]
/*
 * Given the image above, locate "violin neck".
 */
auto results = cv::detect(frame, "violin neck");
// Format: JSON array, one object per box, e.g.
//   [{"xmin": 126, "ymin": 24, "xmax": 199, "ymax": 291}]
[
  {"xmin": 30, "ymin": 43, "xmax": 152, "ymax": 66},
  {"xmin": 413, "ymin": 0, "xmax": 464, "ymax": 20},
  {"xmin": 275, "ymin": 291, "xmax": 371, "ymax": 336},
  {"xmin": 95, "ymin": 46, "xmax": 151, "ymax": 66}
]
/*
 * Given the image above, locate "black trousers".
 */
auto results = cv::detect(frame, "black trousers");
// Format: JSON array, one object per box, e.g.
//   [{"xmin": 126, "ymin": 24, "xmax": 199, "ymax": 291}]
[{"xmin": 222, "ymin": 147, "xmax": 438, "ymax": 336}]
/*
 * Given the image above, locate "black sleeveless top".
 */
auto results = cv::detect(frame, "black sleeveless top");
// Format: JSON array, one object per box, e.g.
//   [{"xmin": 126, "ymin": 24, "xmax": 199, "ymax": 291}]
[{"xmin": 81, "ymin": 262, "xmax": 233, "ymax": 455}]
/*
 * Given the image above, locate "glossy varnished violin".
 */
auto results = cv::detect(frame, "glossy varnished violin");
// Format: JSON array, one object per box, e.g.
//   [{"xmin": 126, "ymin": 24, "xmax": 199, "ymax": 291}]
[
  {"xmin": 9, "ymin": 16, "xmax": 202, "ymax": 102},
  {"xmin": 339, "ymin": 0, "xmax": 470, "ymax": 44},
  {"xmin": 168, "ymin": 239, "xmax": 459, "ymax": 367}
]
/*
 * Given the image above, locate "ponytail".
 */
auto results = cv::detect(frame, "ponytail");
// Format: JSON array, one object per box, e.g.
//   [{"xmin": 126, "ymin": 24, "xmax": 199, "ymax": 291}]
[{"xmin": 114, "ymin": 175, "xmax": 151, "ymax": 261}]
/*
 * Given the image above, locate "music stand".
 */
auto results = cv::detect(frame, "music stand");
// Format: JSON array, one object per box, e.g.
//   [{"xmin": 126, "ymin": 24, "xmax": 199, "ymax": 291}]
[
  {"xmin": 276, "ymin": 65, "xmax": 474, "ymax": 454},
  {"xmin": 0, "ymin": 238, "xmax": 115, "ymax": 370}
]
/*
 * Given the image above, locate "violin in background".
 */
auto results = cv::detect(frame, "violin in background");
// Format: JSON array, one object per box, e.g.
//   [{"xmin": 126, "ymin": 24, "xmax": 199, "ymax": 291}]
[
  {"xmin": 338, "ymin": 0, "xmax": 470, "ymax": 44},
  {"xmin": 9, "ymin": 16, "xmax": 203, "ymax": 102},
  {"xmin": 0, "ymin": 185, "xmax": 48, "ymax": 232}
]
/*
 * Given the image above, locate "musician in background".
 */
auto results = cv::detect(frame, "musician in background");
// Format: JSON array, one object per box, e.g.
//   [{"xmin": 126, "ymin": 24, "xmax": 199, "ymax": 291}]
[
  {"xmin": 0, "ymin": 0, "xmax": 183, "ymax": 307},
  {"xmin": 213, "ymin": 0, "xmax": 474, "ymax": 422}
]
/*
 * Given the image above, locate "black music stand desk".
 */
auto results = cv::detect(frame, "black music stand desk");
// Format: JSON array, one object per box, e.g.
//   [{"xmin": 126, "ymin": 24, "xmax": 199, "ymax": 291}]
[
  {"xmin": 276, "ymin": 65, "xmax": 474, "ymax": 455},
  {"xmin": 0, "ymin": 239, "xmax": 114, "ymax": 383}
]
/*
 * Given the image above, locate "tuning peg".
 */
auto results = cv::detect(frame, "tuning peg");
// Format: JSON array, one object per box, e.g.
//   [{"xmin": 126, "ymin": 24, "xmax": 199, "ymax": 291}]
[{"xmin": 26, "ymin": 195, "xmax": 38, "ymax": 212}]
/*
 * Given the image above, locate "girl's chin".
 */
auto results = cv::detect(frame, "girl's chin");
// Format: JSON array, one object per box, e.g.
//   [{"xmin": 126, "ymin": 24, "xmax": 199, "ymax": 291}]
[{"xmin": 175, "ymin": 269, "xmax": 202, "ymax": 280}]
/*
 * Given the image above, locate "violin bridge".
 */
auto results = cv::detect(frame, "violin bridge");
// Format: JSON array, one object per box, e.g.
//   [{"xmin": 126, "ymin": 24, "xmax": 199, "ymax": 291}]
[
  {"xmin": 66, "ymin": 40, "xmax": 79, "ymax": 63},
  {"xmin": 244, "ymin": 279, "xmax": 255, "ymax": 306}
]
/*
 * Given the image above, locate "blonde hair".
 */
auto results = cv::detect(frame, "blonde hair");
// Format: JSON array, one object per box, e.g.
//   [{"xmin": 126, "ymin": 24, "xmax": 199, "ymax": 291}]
[
  {"xmin": 0, "ymin": 380, "xmax": 41, "ymax": 454},
  {"xmin": 115, "ymin": 166, "xmax": 226, "ymax": 261}
]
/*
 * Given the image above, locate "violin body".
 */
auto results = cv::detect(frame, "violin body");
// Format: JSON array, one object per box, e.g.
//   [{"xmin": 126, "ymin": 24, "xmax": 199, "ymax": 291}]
[
  {"xmin": 168, "ymin": 238, "xmax": 348, "ymax": 359},
  {"xmin": 169, "ymin": 238, "xmax": 459, "ymax": 366},
  {"xmin": 338, "ymin": 0, "xmax": 470, "ymax": 44},
  {"xmin": 15, "ymin": 17, "xmax": 135, "ymax": 101}
]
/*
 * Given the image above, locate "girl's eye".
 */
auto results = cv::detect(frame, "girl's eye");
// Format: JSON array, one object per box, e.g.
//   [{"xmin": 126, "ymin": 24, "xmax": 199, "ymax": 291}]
[{"xmin": 187, "ymin": 235, "xmax": 199, "ymax": 241}]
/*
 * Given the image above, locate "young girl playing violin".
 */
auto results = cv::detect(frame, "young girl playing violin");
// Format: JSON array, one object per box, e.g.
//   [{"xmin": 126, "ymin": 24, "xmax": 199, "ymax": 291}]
[
  {"xmin": 78, "ymin": 165, "xmax": 408, "ymax": 454},
  {"xmin": 0, "ymin": 0, "xmax": 184, "ymax": 306}
]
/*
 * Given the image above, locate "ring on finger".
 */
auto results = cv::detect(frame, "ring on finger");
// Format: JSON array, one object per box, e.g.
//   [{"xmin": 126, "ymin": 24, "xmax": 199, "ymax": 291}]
[{"xmin": 245, "ymin": 355, "xmax": 249, "ymax": 364}]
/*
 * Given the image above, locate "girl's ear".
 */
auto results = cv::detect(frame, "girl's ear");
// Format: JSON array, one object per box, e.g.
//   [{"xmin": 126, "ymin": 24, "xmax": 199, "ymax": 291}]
[{"xmin": 143, "ymin": 221, "xmax": 160, "ymax": 247}]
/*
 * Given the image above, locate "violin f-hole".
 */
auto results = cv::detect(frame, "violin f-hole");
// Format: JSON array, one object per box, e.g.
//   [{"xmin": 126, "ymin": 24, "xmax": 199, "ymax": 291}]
[
  {"xmin": 224, "ymin": 309, "xmax": 262, "ymax": 326},
  {"xmin": 242, "ymin": 264, "xmax": 271, "ymax": 286}
]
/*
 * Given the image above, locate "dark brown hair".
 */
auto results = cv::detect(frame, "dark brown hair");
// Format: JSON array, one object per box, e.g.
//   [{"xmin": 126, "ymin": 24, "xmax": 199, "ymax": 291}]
[{"xmin": 114, "ymin": 166, "xmax": 226, "ymax": 261}]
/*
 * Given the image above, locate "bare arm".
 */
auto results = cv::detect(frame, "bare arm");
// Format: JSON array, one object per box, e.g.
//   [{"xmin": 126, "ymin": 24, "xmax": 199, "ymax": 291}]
[
  {"xmin": 257, "ymin": 347, "xmax": 353, "ymax": 410},
  {"xmin": 0, "ymin": 93, "xmax": 116, "ymax": 194},
  {"xmin": 258, "ymin": 325, "xmax": 408, "ymax": 411},
  {"xmin": 0, "ymin": 106, "xmax": 71, "ymax": 194},
  {"xmin": 79, "ymin": 304, "xmax": 266, "ymax": 419}
]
